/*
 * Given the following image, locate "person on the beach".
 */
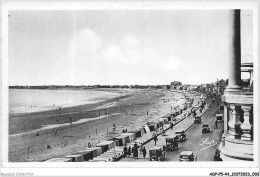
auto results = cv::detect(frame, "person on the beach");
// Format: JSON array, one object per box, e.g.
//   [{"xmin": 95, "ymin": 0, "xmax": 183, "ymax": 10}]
[
  {"xmin": 142, "ymin": 146, "xmax": 147, "ymax": 159},
  {"xmin": 123, "ymin": 144, "xmax": 128, "ymax": 158},
  {"xmin": 128, "ymin": 146, "xmax": 131, "ymax": 157},
  {"xmin": 88, "ymin": 142, "xmax": 92, "ymax": 148}
]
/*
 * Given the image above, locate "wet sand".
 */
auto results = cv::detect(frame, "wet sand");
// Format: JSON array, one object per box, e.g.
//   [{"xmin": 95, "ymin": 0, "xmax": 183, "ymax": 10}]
[{"xmin": 9, "ymin": 89, "xmax": 191, "ymax": 162}]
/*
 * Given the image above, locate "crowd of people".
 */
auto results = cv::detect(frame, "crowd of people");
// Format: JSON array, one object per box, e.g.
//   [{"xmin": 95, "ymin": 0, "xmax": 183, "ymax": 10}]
[{"xmin": 123, "ymin": 142, "xmax": 147, "ymax": 159}]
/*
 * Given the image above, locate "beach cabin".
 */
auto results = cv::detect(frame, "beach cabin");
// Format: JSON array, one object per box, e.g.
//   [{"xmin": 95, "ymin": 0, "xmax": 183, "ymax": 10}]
[
  {"xmin": 65, "ymin": 154, "xmax": 84, "ymax": 162},
  {"xmin": 143, "ymin": 125, "xmax": 151, "ymax": 134},
  {"xmin": 170, "ymin": 111, "xmax": 177, "ymax": 117},
  {"xmin": 121, "ymin": 132, "xmax": 136, "ymax": 142},
  {"xmin": 129, "ymin": 128, "xmax": 143, "ymax": 138},
  {"xmin": 121, "ymin": 134, "xmax": 130, "ymax": 143},
  {"xmin": 112, "ymin": 136, "xmax": 126, "ymax": 146},
  {"xmin": 95, "ymin": 141, "xmax": 115, "ymax": 153},
  {"xmin": 44, "ymin": 157, "xmax": 72, "ymax": 162},
  {"xmin": 148, "ymin": 124, "xmax": 157, "ymax": 131},
  {"xmin": 158, "ymin": 119, "xmax": 165, "ymax": 127},
  {"xmin": 162, "ymin": 113, "xmax": 172, "ymax": 122},
  {"xmin": 73, "ymin": 150, "xmax": 93, "ymax": 161},
  {"xmin": 162, "ymin": 118, "xmax": 169, "ymax": 124},
  {"xmin": 85, "ymin": 147, "xmax": 102, "ymax": 157}
]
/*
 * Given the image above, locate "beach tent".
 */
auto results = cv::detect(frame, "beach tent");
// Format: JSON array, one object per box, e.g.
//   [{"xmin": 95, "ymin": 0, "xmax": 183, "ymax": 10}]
[
  {"xmin": 73, "ymin": 150, "xmax": 93, "ymax": 161},
  {"xmin": 65, "ymin": 154, "xmax": 84, "ymax": 162},
  {"xmin": 44, "ymin": 158, "xmax": 72, "ymax": 162},
  {"xmin": 121, "ymin": 133, "xmax": 136, "ymax": 142},
  {"xmin": 85, "ymin": 147, "xmax": 102, "ymax": 157}
]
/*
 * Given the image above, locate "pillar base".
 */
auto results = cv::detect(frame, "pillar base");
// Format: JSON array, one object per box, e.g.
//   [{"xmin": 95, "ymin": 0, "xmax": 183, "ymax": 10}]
[
  {"xmin": 219, "ymin": 137, "xmax": 253, "ymax": 161},
  {"xmin": 225, "ymin": 85, "xmax": 243, "ymax": 95}
]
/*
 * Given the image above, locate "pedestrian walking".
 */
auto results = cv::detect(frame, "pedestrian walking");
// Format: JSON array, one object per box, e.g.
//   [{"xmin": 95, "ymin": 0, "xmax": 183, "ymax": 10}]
[
  {"xmin": 171, "ymin": 122, "xmax": 174, "ymax": 130},
  {"xmin": 134, "ymin": 146, "xmax": 138, "ymax": 159},
  {"xmin": 154, "ymin": 135, "xmax": 158, "ymax": 145},
  {"xmin": 123, "ymin": 144, "xmax": 128, "ymax": 158},
  {"xmin": 134, "ymin": 142, "xmax": 138, "ymax": 150},
  {"xmin": 214, "ymin": 121, "xmax": 218, "ymax": 129},
  {"xmin": 132, "ymin": 146, "xmax": 135, "ymax": 159},
  {"xmin": 127, "ymin": 146, "xmax": 131, "ymax": 157},
  {"xmin": 142, "ymin": 146, "xmax": 147, "ymax": 159}
]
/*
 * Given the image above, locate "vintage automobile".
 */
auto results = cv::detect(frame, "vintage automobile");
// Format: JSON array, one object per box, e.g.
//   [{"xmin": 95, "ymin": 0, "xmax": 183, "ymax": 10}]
[
  {"xmin": 213, "ymin": 148, "xmax": 222, "ymax": 161},
  {"xmin": 179, "ymin": 151, "xmax": 197, "ymax": 162},
  {"xmin": 165, "ymin": 136, "xmax": 178, "ymax": 151},
  {"xmin": 175, "ymin": 129, "xmax": 186, "ymax": 142},
  {"xmin": 194, "ymin": 115, "xmax": 202, "ymax": 124},
  {"xmin": 149, "ymin": 146, "xmax": 166, "ymax": 161},
  {"xmin": 202, "ymin": 124, "xmax": 211, "ymax": 133}
]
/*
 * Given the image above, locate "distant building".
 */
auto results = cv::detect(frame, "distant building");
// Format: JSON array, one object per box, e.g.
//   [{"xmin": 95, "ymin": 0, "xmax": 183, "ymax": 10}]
[{"xmin": 170, "ymin": 81, "xmax": 182, "ymax": 89}]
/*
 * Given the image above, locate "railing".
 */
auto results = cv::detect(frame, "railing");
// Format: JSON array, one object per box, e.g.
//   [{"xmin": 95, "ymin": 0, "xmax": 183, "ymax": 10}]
[{"xmin": 220, "ymin": 94, "xmax": 253, "ymax": 161}]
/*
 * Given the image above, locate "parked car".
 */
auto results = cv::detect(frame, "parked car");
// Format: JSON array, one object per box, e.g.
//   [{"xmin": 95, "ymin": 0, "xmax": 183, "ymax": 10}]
[
  {"xmin": 165, "ymin": 136, "xmax": 178, "ymax": 151},
  {"xmin": 213, "ymin": 149, "xmax": 222, "ymax": 161},
  {"xmin": 175, "ymin": 129, "xmax": 186, "ymax": 142},
  {"xmin": 194, "ymin": 115, "xmax": 202, "ymax": 124},
  {"xmin": 149, "ymin": 146, "xmax": 166, "ymax": 161},
  {"xmin": 202, "ymin": 124, "xmax": 211, "ymax": 133},
  {"xmin": 179, "ymin": 151, "xmax": 197, "ymax": 161}
]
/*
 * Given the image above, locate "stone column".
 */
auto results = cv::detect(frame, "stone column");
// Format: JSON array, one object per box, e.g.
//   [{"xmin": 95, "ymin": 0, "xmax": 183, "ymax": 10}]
[{"xmin": 225, "ymin": 9, "xmax": 242, "ymax": 94}]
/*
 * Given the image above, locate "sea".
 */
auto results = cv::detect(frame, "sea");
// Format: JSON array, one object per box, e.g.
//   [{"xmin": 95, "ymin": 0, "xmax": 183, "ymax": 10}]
[{"xmin": 9, "ymin": 89, "xmax": 121, "ymax": 114}]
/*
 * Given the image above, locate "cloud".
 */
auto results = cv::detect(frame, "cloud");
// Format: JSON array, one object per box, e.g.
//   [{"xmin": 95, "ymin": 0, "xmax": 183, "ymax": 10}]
[
  {"xmin": 101, "ymin": 36, "xmax": 142, "ymax": 65},
  {"xmin": 165, "ymin": 57, "xmax": 182, "ymax": 70},
  {"xmin": 120, "ymin": 36, "xmax": 140, "ymax": 50},
  {"xmin": 72, "ymin": 28, "xmax": 102, "ymax": 56},
  {"xmin": 101, "ymin": 45, "xmax": 122, "ymax": 61}
]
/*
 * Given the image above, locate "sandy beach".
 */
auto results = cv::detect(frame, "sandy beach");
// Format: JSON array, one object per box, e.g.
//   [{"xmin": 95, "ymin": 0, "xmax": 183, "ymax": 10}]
[{"xmin": 9, "ymin": 88, "xmax": 191, "ymax": 162}]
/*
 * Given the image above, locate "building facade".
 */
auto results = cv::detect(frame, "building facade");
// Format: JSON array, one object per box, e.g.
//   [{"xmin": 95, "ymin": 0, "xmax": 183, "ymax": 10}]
[{"xmin": 219, "ymin": 10, "xmax": 254, "ymax": 161}]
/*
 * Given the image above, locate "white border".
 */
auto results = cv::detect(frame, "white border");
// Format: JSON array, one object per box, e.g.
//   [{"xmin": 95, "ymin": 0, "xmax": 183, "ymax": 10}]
[{"xmin": 1, "ymin": 0, "xmax": 259, "ymax": 176}]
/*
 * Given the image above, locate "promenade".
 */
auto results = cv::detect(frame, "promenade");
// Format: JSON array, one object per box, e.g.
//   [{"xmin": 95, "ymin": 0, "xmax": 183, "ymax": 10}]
[{"xmin": 118, "ymin": 96, "xmax": 223, "ymax": 162}]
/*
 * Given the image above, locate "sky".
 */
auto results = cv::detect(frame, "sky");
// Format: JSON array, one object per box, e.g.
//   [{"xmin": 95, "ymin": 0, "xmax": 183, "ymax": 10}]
[{"xmin": 8, "ymin": 10, "xmax": 253, "ymax": 86}]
